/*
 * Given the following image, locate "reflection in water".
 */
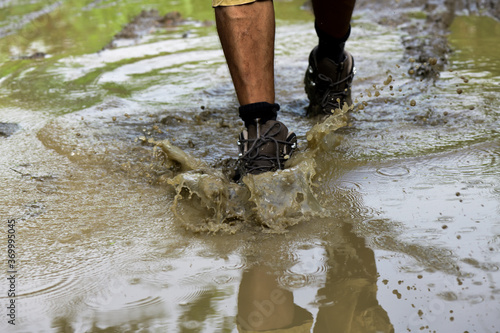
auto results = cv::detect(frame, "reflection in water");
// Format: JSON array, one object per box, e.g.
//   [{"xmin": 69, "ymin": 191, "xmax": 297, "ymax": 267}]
[
  {"xmin": 1, "ymin": 1, "xmax": 499, "ymax": 332},
  {"xmin": 238, "ymin": 267, "xmax": 308, "ymax": 332},
  {"xmin": 449, "ymin": 15, "xmax": 500, "ymax": 77},
  {"xmin": 237, "ymin": 223, "xmax": 393, "ymax": 333}
]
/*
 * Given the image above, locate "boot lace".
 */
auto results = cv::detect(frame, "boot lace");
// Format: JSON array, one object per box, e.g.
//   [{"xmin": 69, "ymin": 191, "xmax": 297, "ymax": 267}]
[
  {"xmin": 238, "ymin": 122, "xmax": 296, "ymax": 175},
  {"xmin": 318, "ymin": 72, "xmax": 354, "ymax": 112}
]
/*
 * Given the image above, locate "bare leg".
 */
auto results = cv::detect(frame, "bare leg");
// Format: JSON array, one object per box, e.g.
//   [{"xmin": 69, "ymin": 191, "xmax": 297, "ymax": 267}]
[{"xmin": 215, "ymin": 1, "xmax": 275, "ymax": 105}]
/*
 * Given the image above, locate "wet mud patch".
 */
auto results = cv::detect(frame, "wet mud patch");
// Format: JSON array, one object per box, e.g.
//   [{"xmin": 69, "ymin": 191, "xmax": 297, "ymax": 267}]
[
  {"xmin": 27, "ymin": 2, "xmax": 500, "ymax": 238},
  {"xmin": 1, "ymin": 1, "xmax": 499, "ymax": 332},
  {"xmin": 103, "ymin": 9, "xmax": 215, "ymax": 50},
  {"xmin": 36, "ymin": 92, "xmax": 356, "ymax": 234},
  {"xmin": 33, "ymin": 101, "xmax": 324, "ymax": 233},
  {"xmin": 36, "ymin": 99, "xmax": 242, "ymax": 182},
  {"xmin": 103, "ymin": 10, "xmax": 186, "ymax": 50},
  {"xmin": 354, "ymin": 0, "xmax": 500, "ymax": 79}
]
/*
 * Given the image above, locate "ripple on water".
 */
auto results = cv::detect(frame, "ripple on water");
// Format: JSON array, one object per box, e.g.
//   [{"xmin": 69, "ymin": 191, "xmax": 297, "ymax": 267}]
[
  {"xmin": 118, "ymin": 258, "xmax": 172, "ymax": 278},
  {"xmin": 84, "ymin": 282, "xmax": 167, "ymax": 331},
  {"xmin": 176, "ymin": 273, "xmax": 219, "ymax": 305},
  {"xmin": 7, "ymin": 273, "xmax": 81, "ymax": 300},
  {"xmin": 279, "ymin": 247, "xmax": 329, "ymax": 288},
  {"xmin": 337, "ymin": 180, "xmax": 363, "ymax": 191},
  {"xmin": 329, "ymin": 183, "xmax": 376, "ymax": 218},
  {"xmin": 220, "ymin": 254, "xmax": 247, "ymax": 271},
  {"xmin": 181, "ymin": 320, "xmax": 203, "ymax": 330},
  {"xmin": 87, "ymin": 291, "xmax": 164, "ymax": 312},
  {"xmin": 376, "ymin": 165, "xmax": 411, "ymax": 177},
  {"xmin": 278, "ymin": 273, "xmax": 309, "ymax": 289},
  {"xmin": 348, "ymin": 203, "xmax": 377, "ymax": 219},
  {"xmin": 6, "ymin": 253, "xmax": 107, "ymax": 305},
  {"xmin": 287, "ymin": 258, "xmax": 328, "ymax": 277},
  {"xmin": 212, "ymin": 275, "xmax": 235, "ymax": 285},
  {"xmin": 433, "ymin": 143, "xmax": 500, "ymax": 178}
]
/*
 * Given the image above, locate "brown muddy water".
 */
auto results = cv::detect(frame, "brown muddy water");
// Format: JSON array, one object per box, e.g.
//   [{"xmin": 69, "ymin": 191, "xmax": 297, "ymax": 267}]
[{"xmin": 1, "ymin": 0, "xmax": 499, "ymax": 332}]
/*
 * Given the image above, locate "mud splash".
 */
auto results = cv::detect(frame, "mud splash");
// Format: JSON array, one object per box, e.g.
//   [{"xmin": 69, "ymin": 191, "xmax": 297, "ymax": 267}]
[
  {"xmin": 2, "ymin": 1, "xmax": 499, "ymax": 331},
  {"xmin": 157, "ymin": 109, "xmax": 349, "ymax": 233}
]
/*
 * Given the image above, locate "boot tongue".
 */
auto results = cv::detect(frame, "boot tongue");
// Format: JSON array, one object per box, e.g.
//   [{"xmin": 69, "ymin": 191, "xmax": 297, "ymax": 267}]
[{"xmin": 247, "ymin": 120, "xmax": 288, "ymax": 157}]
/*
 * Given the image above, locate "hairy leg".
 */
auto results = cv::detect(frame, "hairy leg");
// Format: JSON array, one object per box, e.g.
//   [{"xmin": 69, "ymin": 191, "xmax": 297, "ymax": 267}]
[{"xmin": 215, "ymin": 1, "xmax": 275, "ymax": 105}]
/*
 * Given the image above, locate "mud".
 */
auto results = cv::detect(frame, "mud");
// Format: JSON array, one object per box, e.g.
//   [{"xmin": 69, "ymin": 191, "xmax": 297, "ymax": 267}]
[
  {"xmin": 0, "ymin": 0, "xmax": 499, "ymax": 332},
  {"xmin": 354, "ymin": 0, "xmax": 499, "ymax": 78},
  {"xmin": 104, "ymin": 10, "xmax": 186, "ymax": 49},
  {"xmin": 13, "ymin": 51, "xmax": 46, "ymax": 60},
  {"xmin": 0, "ymin": 122, "xmax": 19, "ymax": 137}
]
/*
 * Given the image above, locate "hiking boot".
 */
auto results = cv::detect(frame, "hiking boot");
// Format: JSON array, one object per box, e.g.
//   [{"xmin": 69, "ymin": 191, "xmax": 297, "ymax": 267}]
[
  {"xmin": 235, "ymin": 119, "xmax": 297, "ymax": 179},
  {"xmin": 304, "ymin": 47, "xmax": 356, "ymax": 116}
]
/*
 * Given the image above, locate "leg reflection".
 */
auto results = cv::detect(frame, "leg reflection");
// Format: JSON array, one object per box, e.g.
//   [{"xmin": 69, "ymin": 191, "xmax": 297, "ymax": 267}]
[
  {"xmin": 313, "ymin": 222, "xmax": 393, "ymax": 333},
  {"xmin": 237, "ymin": 222, "xmax": 393, "ymax": 333},
  {"xmin": 237, "ymin": 266, "xmax": 313, "ymax": 332}
]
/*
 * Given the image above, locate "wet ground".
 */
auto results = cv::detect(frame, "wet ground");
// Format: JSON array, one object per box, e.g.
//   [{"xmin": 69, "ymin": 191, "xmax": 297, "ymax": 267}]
[{"xmin": 0, "ymin": 0, "xmax": 499, "ymax": 332}]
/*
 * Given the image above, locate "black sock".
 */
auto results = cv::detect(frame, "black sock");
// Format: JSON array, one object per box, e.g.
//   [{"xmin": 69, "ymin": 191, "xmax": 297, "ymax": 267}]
[
  {"xmin": 238, "ymin": 102, "xmax": 279, "ymax": 128},
  {"xmin": 315, "ymin": 23, "xmax": 350, "ymax": 64}
]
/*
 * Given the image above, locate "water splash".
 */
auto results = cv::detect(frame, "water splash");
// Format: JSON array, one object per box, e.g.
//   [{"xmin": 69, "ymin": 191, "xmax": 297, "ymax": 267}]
[{"xmin": 157, "ymin": 109, "xmax": 349, "ymax": 233}]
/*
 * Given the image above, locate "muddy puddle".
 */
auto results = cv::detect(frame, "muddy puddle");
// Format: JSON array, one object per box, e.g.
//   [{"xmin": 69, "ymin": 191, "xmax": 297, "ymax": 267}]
[{"xmin": 1, "ymin": 0, "xmax": 499, "ymax": 332}]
